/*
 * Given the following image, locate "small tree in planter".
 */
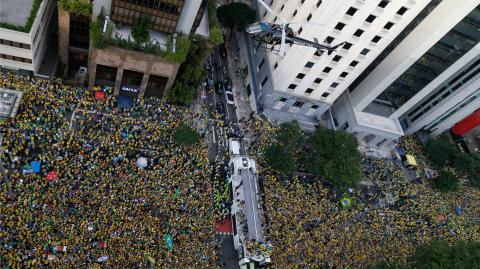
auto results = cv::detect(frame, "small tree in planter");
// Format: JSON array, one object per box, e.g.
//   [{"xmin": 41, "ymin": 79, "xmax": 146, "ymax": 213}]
[{"xmin": 131, "ymin": 16, "xmax": 150, "ymax": 43}]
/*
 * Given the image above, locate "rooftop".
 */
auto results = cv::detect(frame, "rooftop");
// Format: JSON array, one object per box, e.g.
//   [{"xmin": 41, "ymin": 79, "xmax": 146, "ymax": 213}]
[{"xmin": 0, "ymin": 0, "xmax": 33, "ymax": 26}]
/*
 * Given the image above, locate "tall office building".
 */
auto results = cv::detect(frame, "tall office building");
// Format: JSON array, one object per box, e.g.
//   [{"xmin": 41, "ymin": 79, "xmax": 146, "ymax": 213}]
[
  {"xmin": 332, "ymin": 0, "xmax": 479, "ymax": 150},
  {"xmin": 251, "ymin": 0, "xmax": 437, "ymax": 128},
  {"xmin": 248, "ymin": 0, "xmax": 479, "ymax": 150},
  {"xmin": 88, "ymin": 0, "xmax": 209, "ymax": 100},
  {"xmin": 0, "ymin": 0, "xmax": 56, "ymax": 77}
]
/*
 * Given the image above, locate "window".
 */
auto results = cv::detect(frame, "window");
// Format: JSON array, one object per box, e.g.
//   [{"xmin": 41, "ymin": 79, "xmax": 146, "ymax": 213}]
[
  {"xmin": 261, "ymin": 76, "xmax": 269, "ymax": 87},
  {"xmin": 307, "ymin": 13, "xmax": 312, "ymax": 22},
  {"xmin": 288, "ymin": 84, "xmax": 297, "ymax": 89},
  {"xmin": 263, "ymin": 11, "xmax": 267, "ymax": 17},
  {"xmin": 371, "ymin": 35, "xmax": 382, "ymax": 43},
  {"xmin": 280, "ymin": 4, "xmax": 284, "ymax": 11},
  {"xmin": 378, "ymin": 0, "xmax": 389, "ymax": 8},
  {"xmin": 298, "ymin": 27, "xmax": 303, "ymax": 34},
  {"xmin": 316, "ymin": 0, "xmax": 322, "ymax": 8},
  {"xmin": 343, "ymin": 42, "xmax": 353, "ymax": 50},
  {"xmin": 340, "ymin": 72, "xmax": 349, "ymax": 78},
  {"xmin": 350, "ymin": 60, "xmax": 359, "ymax": 67},
  {"xmin": 353, "ymin": 29, "xmax": 364, "ymax": 37},
  {"xmin": 332, "ymin": 55, "xmax": 342, "ymax": 62},
  {"xmin": 293, "ymin": 10, "xmax": 297, "ymax": 17},
  {"xmin": 305, "ymin": 88, "xmax": 314, "ymax": 94},
  {"xmin": 314, "ymin": 50, "xmax": 323, "ymax": 57},
  {"xmin": 258, "ymin": 58, "xmax": 265, "ymax": 69},
  {"xmin": 293, "ymin": 101, "xmax": 304, "ymax": 107},
  {"xmin": 279, "ymin": 97, "xmax": 287, "ymax": 102},
  {"xmin": 346, "ymin": 7, "xmax": 357, "ymax": 16},
  {"xmin": 311, "ymin": 105, "xmax": 319, "ymax": 109},
  {"xmin": 314, "ymin": 78, "xmax": 322, "ymax": 84},
  {"xmin": 324, "ymin": 36, "xmax": 334, "ymax": 44},
  {"xmin": 384, "ymin": 21, "xmax": 394, "ymax": 30},
  {"xmin": 296, "ymin": 73, "xmax": 306, "ymax": 79},
  {"xmin": 335, "ymin": 22, "xmax": 346, "ymax": 31},
  {"xmin": 397, "ymin": 7, "xmax": 408, "ymax": 15},
  {"xmin": 360, "ymin": 48, "xmax": 370, "ymax": 55},
  {"xmin": 365, "ymin": 15, "xmax": 376, "ymax": 23},
  {"xmin": 323, "ymin": 67, "xmax": 332, "ymax": 73},
  {"xmin": 274, "ymin": 62, "xmax": 278, "ymax": 69},
  {"xmin": 305, "ymin": 61, "xmax": 315, "ymax": 68},
  {"xmin": 301, "ymin": 0, "xmax": 305, "ymax": 3},
  {"xmin": 330, "ymin": 82, "xmax": 339, "ymax": 88},
  {"xmin": 321, "ymin": 92, "xmax": 330, "ymax": 98}
]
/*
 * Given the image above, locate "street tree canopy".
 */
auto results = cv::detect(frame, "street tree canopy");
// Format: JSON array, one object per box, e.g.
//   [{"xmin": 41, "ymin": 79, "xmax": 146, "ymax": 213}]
[
  {"xmin": 275, "ymin": 122, "xmax": 304, "ymax": 152},
  {"xmin": 172, "ymin": 124, "xmax": 200, "ymax": 146},
  {"xmin": 304, "ymin": 128, "xmax": 363, "ymax": 189},
  {"xmin": 217, "ymin": 3, "xmax": 256, "ymax": 30},
  {"xmin": 424, "ymin": 135, "xmax": 457, "ymax": 167},
  {"xmin": 430, "ymin": 169, "xmax": 458, "ymax": 192},
  {"xmin": 409, "ymin": 240, "xmax": 480, "ymax": 269},
  {"xmin": 264, "ymin": 144, "xmax": 296, "ymax": 175}
]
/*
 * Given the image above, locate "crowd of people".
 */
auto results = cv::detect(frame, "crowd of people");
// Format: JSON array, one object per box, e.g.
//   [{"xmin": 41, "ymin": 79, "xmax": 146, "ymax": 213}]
[
  {"xmin": 0, "ymin": 73, "xmax": 219, "ymax": 268},
  {"xmin": 250, "ymin": 121, "xmax": 480, "ymax": 269}
]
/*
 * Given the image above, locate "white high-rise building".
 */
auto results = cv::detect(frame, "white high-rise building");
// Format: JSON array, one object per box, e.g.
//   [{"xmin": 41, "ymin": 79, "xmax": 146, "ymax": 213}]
[
  {"xmin": 246, "ymin": 0, "xmax": 479, "ymax": 151},
  {"xmin": 331, "ymin": 0, "xmax": 479, "ymax": 150},
  {"xmin": 0, "ymin": 0, "xmax": 56, "ymax": 77},
  {"xmin": 250, "ymin": 0, "xmax": 438, "ymax": 128}
]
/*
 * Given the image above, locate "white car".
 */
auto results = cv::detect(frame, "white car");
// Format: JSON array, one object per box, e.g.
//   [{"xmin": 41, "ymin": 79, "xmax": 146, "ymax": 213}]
[{"xmin": 225, "ymin": 90, "xmax": 235, "ymax": 105}]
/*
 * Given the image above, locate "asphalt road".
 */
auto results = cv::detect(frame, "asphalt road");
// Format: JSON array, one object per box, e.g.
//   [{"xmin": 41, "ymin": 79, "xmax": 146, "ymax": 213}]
[{"xmin": 205, "ymin": 46, "xmax": 241, "ymax": 269}]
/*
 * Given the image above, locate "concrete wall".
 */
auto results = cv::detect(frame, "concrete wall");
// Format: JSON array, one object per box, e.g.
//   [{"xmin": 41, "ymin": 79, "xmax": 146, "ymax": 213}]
[
  {"xmin": 88, "ymin": 45, "xmax": 181, "ymax": 100},
  {"xmin": 176, "ymin": 0, "xmax": 202, "ymax": 35},
  {"xmin": 58, "ymin": 8, "xmax": 70, "ymax": 74},
  {"xmin": 93, "ymin": 0, "xmax": 112, "ymax": 17}
]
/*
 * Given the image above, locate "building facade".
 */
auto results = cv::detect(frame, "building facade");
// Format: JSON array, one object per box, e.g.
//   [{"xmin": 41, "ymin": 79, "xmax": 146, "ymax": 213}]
[
  {"xmin": 332, "ymin": 0, "xmax": 479, "ymax": 150},
  {"xmin": 0, "ymin": 0, "xmax": 56, "ymax": 77},
  {"xmin": 88, "ymin": 0, "xmax": 209, "ymax": 100},
  {"xmin": 250, "ymin": 0, "xmax": 436, "ymax": 129}
]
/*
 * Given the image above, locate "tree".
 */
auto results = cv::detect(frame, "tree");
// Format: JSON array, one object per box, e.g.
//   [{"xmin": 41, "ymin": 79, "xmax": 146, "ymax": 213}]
[
  {"xmin": 131, "ymin": 16, "xmax": 150, "ymax": 43},
  {"xmin": 424, "ymin": 135, "xmax": 457, "ymax": 167},
  {"xmin": 304, "ymin": 128, "xmax": 363, "ymax": 189},
  {"xmin": 264, "ymin": 144, "xmax": 296, "ymax": 175},
  {"xmin": 172, "ymin": 124, "xmax": 200, "ymax": 146},
  {"xmin": 431, "ymin": 169, "xmax": 458, "ymax": 192},
  {"xmin": 169, "ymin": 37, "xmax": 211, "ymax": 105},
  {"xmin": 275, "ymin": 122, "xmax": 304, "ymax": 152},
  {"xmin": 454, "ymin": 152, "xmax": 480, "ymax": 180},
  {"xmin": 217, "ymin": 3, "xmax": 256, "ymax": 30},
  {"xmin": 409, "ymin": 240, "xmax": 480, "ymax": 269}
]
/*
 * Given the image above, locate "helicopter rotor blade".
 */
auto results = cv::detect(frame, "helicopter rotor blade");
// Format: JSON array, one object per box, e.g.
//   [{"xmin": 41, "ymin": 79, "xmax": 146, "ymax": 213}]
[{"xmin": 256, "ymin": 0, "xmax": 287, "ymax": 24}]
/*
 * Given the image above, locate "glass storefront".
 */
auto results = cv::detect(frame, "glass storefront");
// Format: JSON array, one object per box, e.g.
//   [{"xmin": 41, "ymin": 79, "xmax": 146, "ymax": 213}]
[{"xmin": 369, "ymin": 5, "xmax": 480, "ymax": 116}]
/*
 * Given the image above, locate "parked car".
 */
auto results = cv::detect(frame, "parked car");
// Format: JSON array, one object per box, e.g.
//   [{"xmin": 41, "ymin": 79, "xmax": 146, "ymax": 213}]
[
  {"xmin": 225, "ymin": 89, "xmax": 235, "ymax": 105},
  {"xmin": 216, "ymin": 102, "xmax": 225, "ymax": 116},
  {"xmin": 215, "ymin": 81, "xmax": 225, "ymax": 95}
]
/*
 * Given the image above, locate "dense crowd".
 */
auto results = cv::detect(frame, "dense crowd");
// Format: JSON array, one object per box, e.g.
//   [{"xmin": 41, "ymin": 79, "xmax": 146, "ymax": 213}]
[
  {"xmin": 0, "ymin": 73, "xmax": 219, "ymax": 268},
  {"xmin": 250, "ymin": 121, "xmax": 480, "ymax": 269}
]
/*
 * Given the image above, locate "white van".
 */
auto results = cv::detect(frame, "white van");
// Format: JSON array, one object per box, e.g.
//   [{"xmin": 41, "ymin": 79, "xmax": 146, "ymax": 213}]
[{"xmin": 229, "ymin": 139, "xmax": 241, "ymax": 155}]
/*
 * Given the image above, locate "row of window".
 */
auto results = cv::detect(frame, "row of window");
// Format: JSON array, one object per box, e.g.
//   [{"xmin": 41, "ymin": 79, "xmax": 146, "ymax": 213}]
[
  {"xmin": 274, "ymin": 1, "xmax": 412, "ymax": 98},
  {"xmin": 0, "ymin": 54, "xmax": 33, "ymax": 64},
  {"xmin": 0, "ymin": 39, "xmax": 31, "ymax": 50}
]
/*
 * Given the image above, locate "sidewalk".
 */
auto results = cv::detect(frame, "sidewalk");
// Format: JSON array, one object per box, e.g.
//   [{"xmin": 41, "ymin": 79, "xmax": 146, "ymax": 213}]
[{"xmin": 223, "ymin": 29, "xmax": 253, "ymax": 124}]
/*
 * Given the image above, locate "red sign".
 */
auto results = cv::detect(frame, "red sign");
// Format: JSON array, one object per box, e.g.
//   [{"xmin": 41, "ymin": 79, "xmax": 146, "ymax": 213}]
[
  {"xmin": 95, "ymin": 91, "xmax": 105, "ymax": 100},
  {"xmin": 452, "ymin": 109, "xmax": 480, "ymax": 136}
]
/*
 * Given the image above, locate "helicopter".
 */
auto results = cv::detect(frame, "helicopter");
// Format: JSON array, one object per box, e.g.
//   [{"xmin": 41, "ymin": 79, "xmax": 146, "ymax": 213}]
[{"xmin": 246, "ymin": 0, "xmax": 345, "ymax": 57}]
